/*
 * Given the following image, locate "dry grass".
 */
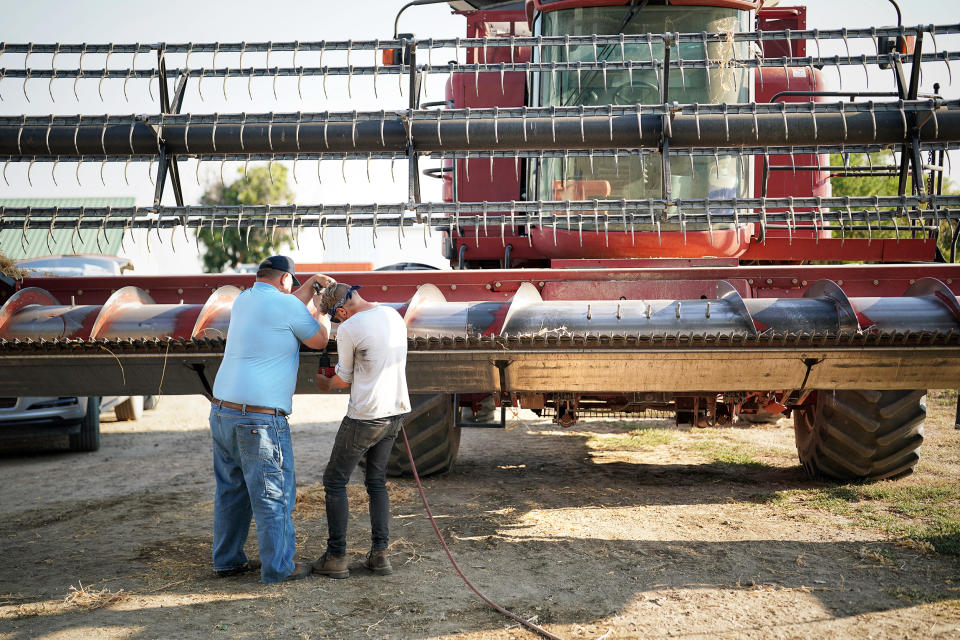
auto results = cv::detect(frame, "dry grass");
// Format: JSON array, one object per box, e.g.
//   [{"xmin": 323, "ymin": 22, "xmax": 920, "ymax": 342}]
[
  {"xmin": 294, "ymin": 481, "xmax": 416, "ymax": 520},
  {"xmin": 63, "ymin": 581, "xmax": 127, "ymax": 611},
  {"xmin": 0, "ymin": 252, "xmax": 28, "ymax": 279}
]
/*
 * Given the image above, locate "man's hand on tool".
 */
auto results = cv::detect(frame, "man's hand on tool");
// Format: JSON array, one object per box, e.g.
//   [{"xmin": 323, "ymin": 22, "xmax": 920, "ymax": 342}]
[
  {"xmin": 294, "ymin": 273, "xmax": 335, "ymax": 313},
  {"xmin": 316, "ymin": 371, "xmax": 350, "ymax": 391}
]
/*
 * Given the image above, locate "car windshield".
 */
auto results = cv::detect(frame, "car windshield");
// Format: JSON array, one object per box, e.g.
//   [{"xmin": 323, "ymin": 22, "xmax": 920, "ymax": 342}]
[{"xmin": 534, "ymin": 6, "xmax": 753, "ymax": 227}]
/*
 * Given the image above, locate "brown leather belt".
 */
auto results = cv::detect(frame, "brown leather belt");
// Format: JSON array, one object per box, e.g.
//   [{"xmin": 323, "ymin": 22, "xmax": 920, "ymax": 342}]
[{"xmin": 213, "ymin": 398, "xmax": 289, "ymax": 417}]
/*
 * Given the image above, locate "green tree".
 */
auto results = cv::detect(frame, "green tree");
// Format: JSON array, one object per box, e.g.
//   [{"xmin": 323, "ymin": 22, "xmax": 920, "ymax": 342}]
[
  {"xmin": 197, "ymin": 164, "xmax": 294, "ymax": 272},
  {"xmin": 829, "ymin": 151, "xmax": 958, "ymax": 261}
]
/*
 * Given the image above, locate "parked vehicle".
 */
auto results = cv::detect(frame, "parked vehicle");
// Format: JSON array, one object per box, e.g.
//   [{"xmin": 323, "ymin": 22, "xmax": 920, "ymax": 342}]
[{"xmin": 0, "ymin": 256, "xmax": 155, "ymax": 452}]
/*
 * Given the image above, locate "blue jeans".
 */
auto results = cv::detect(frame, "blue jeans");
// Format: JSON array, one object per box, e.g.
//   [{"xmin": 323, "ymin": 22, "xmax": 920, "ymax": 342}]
[
  {"xmin": 209, "ymin": 405, "xmax": 296, "ymax": 584},
  {"xmin": 323, "ymin": 414, "xmax": 405, "ymax": 557}
]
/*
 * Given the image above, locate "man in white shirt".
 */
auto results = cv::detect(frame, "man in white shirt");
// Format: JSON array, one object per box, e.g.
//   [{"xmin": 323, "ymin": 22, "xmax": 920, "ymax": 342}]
[{"xmin": 313, "ymin": 282, "xmax": 411, "ymax": 579}]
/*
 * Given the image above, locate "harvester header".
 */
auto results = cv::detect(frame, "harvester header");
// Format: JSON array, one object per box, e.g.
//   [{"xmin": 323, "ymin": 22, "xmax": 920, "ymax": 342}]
[{"xmin": 0, "ymin": 1, "xmax": 958, "ymax": 480}]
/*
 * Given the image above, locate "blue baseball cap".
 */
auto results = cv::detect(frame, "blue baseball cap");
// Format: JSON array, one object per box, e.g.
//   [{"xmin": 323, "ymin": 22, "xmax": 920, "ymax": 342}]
[{"xmin": 258, "ymin": 255, "xmax": 301, "ymax": 286}]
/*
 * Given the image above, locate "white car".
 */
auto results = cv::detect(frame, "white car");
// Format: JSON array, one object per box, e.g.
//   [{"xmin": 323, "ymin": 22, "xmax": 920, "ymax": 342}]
[{"xmin": 0, "ymin": 255, "xmax": 156, "ymax": 452}]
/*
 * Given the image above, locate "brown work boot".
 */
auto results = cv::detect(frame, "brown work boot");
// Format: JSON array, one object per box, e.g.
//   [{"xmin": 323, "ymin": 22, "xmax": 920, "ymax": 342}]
[
  {"xmin": 280, "ymin": 562, "xmax": 313, "ymax": 582},
  {"xmin": 365, "ymin": 548, "xmax": 393, "ymax": 576},
  {"xmin": 312, "ymin": 552, "xmax": 349, "ymax": 579}
]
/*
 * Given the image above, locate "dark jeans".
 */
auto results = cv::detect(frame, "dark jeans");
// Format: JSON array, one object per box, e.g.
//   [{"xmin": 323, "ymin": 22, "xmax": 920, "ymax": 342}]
[{"xmin": 323, "ymin": 414, "xmax": 406, "ymax": 557}]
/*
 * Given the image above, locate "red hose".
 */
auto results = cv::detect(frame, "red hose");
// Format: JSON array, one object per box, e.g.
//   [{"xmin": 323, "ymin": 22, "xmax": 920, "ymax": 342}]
[{"xmin": 400, "ymin": 425, "xmax": 564, "ymax": 640}]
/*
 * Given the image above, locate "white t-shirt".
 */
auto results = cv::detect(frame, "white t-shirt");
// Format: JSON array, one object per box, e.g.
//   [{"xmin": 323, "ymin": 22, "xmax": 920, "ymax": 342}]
[{"xmin": 335, "ymin": 304, "xmax": 411, "ymax": 420}]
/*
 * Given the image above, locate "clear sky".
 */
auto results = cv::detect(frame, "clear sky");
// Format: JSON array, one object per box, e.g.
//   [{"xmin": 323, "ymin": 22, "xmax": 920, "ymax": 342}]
[{"xmin": 0, "ymin": 0, "xmax": 957, "ymax": 271}]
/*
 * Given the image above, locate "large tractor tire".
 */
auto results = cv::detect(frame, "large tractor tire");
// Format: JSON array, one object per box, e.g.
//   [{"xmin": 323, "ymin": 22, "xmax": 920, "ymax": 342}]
[
  {"xmin": 387, "ymin": 394, "xmax": 461, "ymax": 477},
  {"xmin": 114, "ymin": 396, "xmax": 144, "ymax": 421},
  {"xmin": 793, "ymin": 390, "xmax": 925, "ymax": 482},
  {"xmin": 69, "ymin": 397, "xmax": 102, "ymax": 452}
]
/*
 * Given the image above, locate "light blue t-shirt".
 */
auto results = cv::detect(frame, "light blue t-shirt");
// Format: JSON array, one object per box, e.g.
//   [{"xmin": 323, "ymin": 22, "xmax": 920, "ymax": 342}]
[{"xmin": 213, "ymin": 281, "xmax": 321, "ymax": 415}]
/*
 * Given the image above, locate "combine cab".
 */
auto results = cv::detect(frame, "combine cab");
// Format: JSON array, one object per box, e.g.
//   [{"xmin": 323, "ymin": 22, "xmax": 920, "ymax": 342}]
[{"xmin": 1, "ymin": 0, "xmax": 958, "ymax": 481}]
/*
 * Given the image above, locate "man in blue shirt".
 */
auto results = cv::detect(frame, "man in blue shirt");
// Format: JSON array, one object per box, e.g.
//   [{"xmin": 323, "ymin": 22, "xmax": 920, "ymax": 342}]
[{"xmin": 209, "ymin": 255, "xmax": 332, "ymax": 583}]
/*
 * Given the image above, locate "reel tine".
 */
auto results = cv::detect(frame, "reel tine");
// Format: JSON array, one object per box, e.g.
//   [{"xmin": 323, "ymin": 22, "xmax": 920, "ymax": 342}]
[
  {"xmin": 679, "ymin": 199, "xmax": 687, "ymax": 246},
  {"xmin": 347, "ymin": 39, "xmax": 353, "ymax": 99},
  {"xmin": 46, "ymin": 211, "xmax": 56, "ymax": 255},
  {"xmin": 473, "ymin": 44, "xmax": 480, "ymax": 97},
  {"xmin": 99, "ymin": 42, "xmax": 113, "ymax": 101},
  {"xmin": 787, "ymin": 195, "xmax": 796, "ymax": 245},
  {"xmin": 675, "ymin": 34, "xmax": 686, "ymax": 91},
  {"xmin": 780, "ymin": 101, "xmax": 788, "ymax": 141},
  {"xmin": 75, "ymin": 43, "xmax": 87, "ymax": 102},
  {"xmin": 27, "ymin": 157, "xmax": 35, "ymax": 187},
  {"xmin": 706, "ymin": 199, "xmax": 714, "ymax": 246},
  {"xmin": 760, "ymin": 201, "xmax": 767, "ymax": 245},
  {"xmin": 448, "ymin": 60, "xmax": 455, "ymax": 99},
  {"xmin": 372, "ymin": 38, "xmax": 380, "ymax": 98},
  {"xmin": 49, "ymin": 43, "xmax": 60, "ymax": 102},
  {"xmin": 722, "ymin": 102, "xmax": 730, "ymax": 142},
  {"xmin": 21, "ymin": 212, "xmax": 30, "ymax": 254},
  {"xmin": 322, "ymin": 41, "xmax": 331, "ymax": 99},
  {"xmin": 350, "ymin": 109, "xmax": 359, "ymax": 149},
  {"xmin": 701, "ymin": 32, "xmax": 711, "ymax": 91},
  {"xmin": 839, "ymin": 100, "xmax": 848, "ymax": 141}
]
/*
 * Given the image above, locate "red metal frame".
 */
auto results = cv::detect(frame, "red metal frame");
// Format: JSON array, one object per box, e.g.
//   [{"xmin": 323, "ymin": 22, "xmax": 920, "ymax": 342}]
[{"xmin": 14, "ymin": 264, "xmax": 960, "ymax": 308}]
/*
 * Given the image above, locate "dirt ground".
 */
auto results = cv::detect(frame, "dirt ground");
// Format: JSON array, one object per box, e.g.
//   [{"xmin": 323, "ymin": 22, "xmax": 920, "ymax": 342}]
[{"xmin": 1, "ymin": 391, "xmax": 958, "ymax": 640}]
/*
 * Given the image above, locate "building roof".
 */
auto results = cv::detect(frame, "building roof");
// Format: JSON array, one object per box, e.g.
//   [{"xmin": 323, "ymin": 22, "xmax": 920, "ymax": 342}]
[{"xmin": 0, "ymin": 197, "xmax": 135, "ymax": 260}]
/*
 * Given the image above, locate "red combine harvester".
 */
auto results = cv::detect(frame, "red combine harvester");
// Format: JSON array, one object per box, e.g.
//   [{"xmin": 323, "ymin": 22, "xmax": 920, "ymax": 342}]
[{"xmin": 1, "ymin": 1, "xmax": 959, "ymax": 481}]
